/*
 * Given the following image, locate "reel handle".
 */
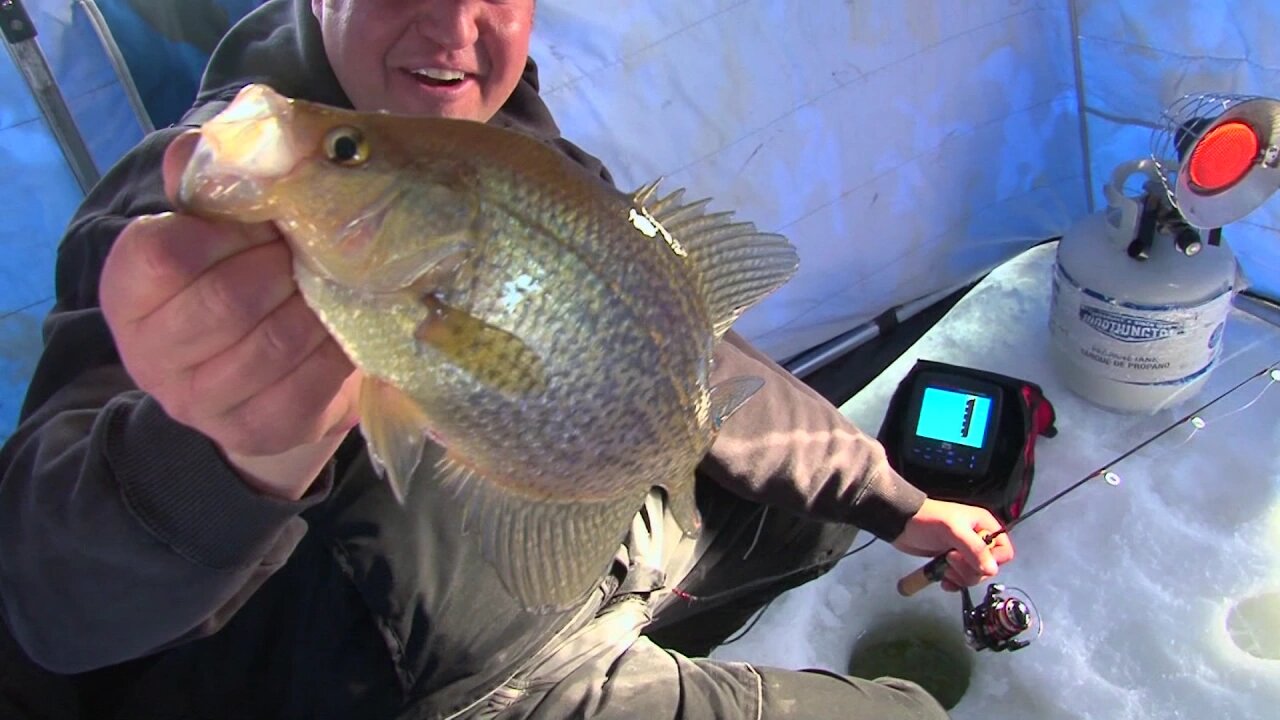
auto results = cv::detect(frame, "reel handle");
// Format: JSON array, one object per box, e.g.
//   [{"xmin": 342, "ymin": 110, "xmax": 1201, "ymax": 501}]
[{"xmin": 896, "ymin": 554, "xmax": 949, "ymax": 597}]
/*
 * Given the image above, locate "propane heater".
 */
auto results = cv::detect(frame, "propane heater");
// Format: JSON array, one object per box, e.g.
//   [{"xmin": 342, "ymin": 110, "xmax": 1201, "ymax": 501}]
[{"xmin": 1049, "ymin": 94, "xmax": 1280, "ymax": 414}]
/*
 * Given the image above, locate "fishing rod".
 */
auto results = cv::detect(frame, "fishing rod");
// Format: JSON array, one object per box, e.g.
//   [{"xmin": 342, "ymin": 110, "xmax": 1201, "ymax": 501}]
[{"xmin": 896, "ymin": 360, "xmax": 1280, "ymax": 598}]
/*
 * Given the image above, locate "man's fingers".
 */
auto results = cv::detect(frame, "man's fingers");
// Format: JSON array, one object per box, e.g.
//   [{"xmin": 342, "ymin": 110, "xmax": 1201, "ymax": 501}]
[
  {"xmin": 212, "ymin": 339, "xmax": 357, "ymax": 456},
  {"xmin": 184, "ymin": 292, "xmax": 332, "ymax": 415},
  {"xmin": 103, "ymin": 213, "xmax": 282, "ymax": 326},
  {"xmin": 943, "ymin": 550, "xmax": 985, "ymax": 587},
  {"xmin": 988, "ymin": 532, "xmax": 1015, "ymax": 565},
  {"xmin": 136, "ymin": 239, "xmax": 297, "ymax": 372},
  {"xmin": 955, "ymin": 525, "xmax": 999, "ymax": 577}
]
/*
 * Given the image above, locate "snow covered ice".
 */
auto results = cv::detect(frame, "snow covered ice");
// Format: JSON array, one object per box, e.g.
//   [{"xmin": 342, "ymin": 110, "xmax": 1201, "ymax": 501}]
[{"xmin": 712, "ymin": 245, "xmax": 1280, "ymax": 719}]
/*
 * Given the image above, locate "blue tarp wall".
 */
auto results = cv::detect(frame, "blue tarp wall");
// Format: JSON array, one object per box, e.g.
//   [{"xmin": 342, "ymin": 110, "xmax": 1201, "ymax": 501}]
[{"xmin": 2, "ymin": 0, "xmax": 1279, "ymax": 442}]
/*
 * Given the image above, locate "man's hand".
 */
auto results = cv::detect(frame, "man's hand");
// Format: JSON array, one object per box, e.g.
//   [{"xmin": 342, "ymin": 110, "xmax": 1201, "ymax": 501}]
[
  {"xmin": 891, "ymin": 498, "xmax": 1014, "ymax": 591},
  {"xmin": 100, "ymin": 131, "xmax": 360, "ymax": 500}
]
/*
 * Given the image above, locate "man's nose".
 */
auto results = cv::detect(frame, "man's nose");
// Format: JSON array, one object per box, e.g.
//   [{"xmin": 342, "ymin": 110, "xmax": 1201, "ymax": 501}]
[{"xmin": 414, "ymin": 1, "xmax": 480, "ymax": 50}]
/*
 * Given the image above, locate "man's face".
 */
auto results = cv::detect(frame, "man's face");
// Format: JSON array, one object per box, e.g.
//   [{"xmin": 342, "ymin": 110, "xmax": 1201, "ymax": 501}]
[{"xmin": 311, "ymin": 0, "xmax": 534, "ymax": 121}]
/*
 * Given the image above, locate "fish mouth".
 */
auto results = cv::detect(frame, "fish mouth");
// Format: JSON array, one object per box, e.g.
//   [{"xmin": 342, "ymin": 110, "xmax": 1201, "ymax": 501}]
[
  {"xmin": 176, "ymin": 84, "xmax": 301, "ymax": 219},
  {"xmin": 176, "ymin": 140, "xmax": 269, "ymax": 217}
]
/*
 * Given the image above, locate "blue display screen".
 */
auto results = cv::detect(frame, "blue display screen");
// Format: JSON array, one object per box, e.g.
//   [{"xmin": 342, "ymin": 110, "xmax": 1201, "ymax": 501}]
[{"xmin": 915, "ymin": 387, "xmax": 993, "ymax": 448}]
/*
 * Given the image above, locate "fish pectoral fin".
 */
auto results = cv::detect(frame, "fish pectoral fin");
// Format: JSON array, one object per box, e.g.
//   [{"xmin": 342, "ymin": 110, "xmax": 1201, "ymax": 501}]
[
  {"xmin": 708, "ymin": 375, "xmax": 765, "ymax": 430},
  {"xmin": 415, "ymin": 296, "xmax": 548, "ymax": 396},
  {"xmin": 633, "ymin": 179, "xmax": 798, "ymax": 339},
  {"xmin": 359, "ymin": 376, "xmax": 433, "ymax": 504},
  {"xmin": 438, "ymin": 454, "xmax": 641, "ymax": 613}
]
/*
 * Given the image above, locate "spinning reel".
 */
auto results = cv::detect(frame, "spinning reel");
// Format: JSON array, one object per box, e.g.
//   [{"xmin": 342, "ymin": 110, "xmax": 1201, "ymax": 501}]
[{"xmin": 960, "ymin": 584, "xmax": 1041, "ymax": 653}]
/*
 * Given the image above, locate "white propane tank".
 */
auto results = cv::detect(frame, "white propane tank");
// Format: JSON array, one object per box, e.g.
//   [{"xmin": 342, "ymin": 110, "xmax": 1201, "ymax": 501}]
[{"xmin": 1049, "ymin": 159, "xmax": 1238, "ymax": 414}]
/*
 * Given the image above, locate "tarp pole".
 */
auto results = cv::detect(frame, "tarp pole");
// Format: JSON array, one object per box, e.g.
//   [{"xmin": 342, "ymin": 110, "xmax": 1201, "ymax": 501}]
[
  {"xmin": 784, "ymin": 277, "xmax": 982, "ymax": 378},
  {"xmin": 2, "ymin": 0, "xmax": 101, "ymax": 194},
  {"xmin": 77, "ymin": 0, "xmax": 154, "ymax": 134},
  {"xmin": 1067, "ymin": 0, "xmax": 1094, "ymax": 213}
]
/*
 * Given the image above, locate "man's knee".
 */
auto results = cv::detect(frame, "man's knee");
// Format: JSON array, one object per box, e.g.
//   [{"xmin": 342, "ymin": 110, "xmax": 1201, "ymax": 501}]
[{"xmin": 754, "ymin": 666, "xmax": 950, "ymax": 720}]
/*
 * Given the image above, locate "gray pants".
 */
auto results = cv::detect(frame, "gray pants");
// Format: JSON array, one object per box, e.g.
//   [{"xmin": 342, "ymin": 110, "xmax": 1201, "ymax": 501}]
[{"xmin": 455, "ymin": 481, "xmax": 949, "ymax": 719}]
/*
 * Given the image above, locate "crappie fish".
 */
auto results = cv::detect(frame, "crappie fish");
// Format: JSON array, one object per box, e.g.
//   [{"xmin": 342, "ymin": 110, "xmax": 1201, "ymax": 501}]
[{"xmin": 176, "ymin": 84, "xmax": 799, "ymax": 611}]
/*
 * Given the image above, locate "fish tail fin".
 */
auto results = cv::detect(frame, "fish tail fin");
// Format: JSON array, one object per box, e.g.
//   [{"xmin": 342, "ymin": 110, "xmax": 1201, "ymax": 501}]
[
  {"xmin": 636, "ymin": 181, "xmax": 798, "ymax": 339},
  {"xmin": 439, "ymin": 452, "xmax": 641, "ymax": 612}
]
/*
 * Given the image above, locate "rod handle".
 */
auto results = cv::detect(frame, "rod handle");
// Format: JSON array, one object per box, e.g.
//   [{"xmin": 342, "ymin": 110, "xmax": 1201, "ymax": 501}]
[{"xmin": 896, "ymin": 554, "xmax": 949, "ymax": 597}]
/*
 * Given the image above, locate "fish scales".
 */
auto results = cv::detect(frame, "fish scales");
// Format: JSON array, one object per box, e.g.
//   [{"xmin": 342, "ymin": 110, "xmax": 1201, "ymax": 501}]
[{"xmin": 393, "ymin": 123, "xmax": 711, "ymax": 497}]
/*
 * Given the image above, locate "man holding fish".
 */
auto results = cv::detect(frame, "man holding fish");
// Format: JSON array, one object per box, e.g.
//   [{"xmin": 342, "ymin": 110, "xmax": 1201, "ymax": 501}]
[{"xmin": 0, "ymin": 1, "xmax": 1012, "ymax": 718}]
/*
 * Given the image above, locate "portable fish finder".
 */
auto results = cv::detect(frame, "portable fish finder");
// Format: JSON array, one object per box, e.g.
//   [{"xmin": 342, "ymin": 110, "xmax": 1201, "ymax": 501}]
[
  {"xmin": 900, "ymin": 372, "xmax": 1003, "ymax": 478},
  {"xmin": 879, "ymin": 360, "xmax": 1057, "ymax": 524}
]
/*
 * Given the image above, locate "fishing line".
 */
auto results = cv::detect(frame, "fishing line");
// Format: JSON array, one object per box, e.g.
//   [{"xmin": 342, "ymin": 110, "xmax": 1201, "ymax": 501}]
[
  {"xmin": 1167, "ymin": 372, "xmax": 1275, "ymax": 449},
  {"xmin": 672, "ymin": 537, "xmax": 879, "ymax": 605},
  {"xmin": 993, "ymin": 360, "xmax": 1278, "ymax": 537}
]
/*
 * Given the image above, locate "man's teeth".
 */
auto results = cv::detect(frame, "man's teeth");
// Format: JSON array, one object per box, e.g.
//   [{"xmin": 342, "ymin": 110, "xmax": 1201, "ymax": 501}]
[{"xmin": 412, "ymin": 68, "xmax": 465, "ymax": 82}]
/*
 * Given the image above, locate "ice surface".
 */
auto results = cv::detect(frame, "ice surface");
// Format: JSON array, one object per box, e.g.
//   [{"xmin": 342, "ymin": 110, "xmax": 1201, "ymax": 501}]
[{"xmin": 711, "ymin": 244, "xmax": 1280, "ymax": 719}]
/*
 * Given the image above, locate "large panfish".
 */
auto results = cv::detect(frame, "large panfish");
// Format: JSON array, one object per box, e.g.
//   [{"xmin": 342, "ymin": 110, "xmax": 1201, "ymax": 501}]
[{"xmin": 177, "ymin": 84, "xmax": 799, "ymax": 611}]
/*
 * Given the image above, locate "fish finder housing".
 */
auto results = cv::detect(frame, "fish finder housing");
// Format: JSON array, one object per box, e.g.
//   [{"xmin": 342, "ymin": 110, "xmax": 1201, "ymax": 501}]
[
  {"xmin": 879, "ymin": 360, "xmax": 1057, "ymax": 524},
  {"xmin": 900, "ymin": 371, "xmax": 1003, "ymax": 478}
]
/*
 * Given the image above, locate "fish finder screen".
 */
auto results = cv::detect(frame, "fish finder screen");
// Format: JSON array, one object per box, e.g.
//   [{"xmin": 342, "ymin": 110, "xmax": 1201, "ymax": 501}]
[{"xmin": 915, "ymin": 387, "xmax": 993, "ymax": 448}]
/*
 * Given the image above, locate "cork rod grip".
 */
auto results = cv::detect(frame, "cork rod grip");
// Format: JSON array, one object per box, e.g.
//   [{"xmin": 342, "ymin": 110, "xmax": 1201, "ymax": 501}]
[{"xmin": 896, "ymin": 554, "xmax": 950, "ymax": 597}]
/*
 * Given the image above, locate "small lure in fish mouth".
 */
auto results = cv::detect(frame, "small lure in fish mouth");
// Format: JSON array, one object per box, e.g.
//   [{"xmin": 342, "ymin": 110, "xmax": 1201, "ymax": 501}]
[{"xmin": 176, "ymin": 84, "xmax": 306, "ymax": 220}]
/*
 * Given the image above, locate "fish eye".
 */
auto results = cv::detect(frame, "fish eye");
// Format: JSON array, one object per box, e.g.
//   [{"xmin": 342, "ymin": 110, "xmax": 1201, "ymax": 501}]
[{"xmin": 324, "ymin": 127, "xmax": 369, "ymax": 166}]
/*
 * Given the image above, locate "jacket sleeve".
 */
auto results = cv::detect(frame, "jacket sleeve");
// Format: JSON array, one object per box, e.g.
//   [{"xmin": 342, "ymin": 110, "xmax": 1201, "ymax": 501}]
[
  {"xmin": 699, "ymin": 331, "xmax": 926, "ymax": 541},
  {"xmin": 0, "ymin": 128, "xmax": 331, "ymax": 674}
]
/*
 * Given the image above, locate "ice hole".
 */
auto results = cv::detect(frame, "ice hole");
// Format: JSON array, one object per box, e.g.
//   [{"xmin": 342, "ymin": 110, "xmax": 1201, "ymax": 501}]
[
  {"xmin": 846, "ymin": 611, "xmax": 974, "ymax": 710},
  {"xmin": 1226, "ymin": 591, "xmax": 1280, "ymax": 660}
]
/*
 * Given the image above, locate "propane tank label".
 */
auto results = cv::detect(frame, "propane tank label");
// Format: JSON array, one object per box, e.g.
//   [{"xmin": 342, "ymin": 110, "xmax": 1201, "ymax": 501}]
[{"xmin": 1049, "ymin": 264, "xmax": 1231, "ymax": 384}]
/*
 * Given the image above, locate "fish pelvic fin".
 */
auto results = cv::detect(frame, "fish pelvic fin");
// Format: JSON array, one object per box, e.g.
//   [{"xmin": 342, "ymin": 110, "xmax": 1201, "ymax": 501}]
[
  {"xmin": 437, "ymin": 451, "xmax": 642, "ymax": 613},
  {"xmin": 415, "ymin": 295, "xmax": 548, "ymax": 396},
  {"xmin": 633, "ymin": 180, "xmax": 799, "ymax": 339},
  {"xmin": 359, "ymin": 376, "xmax": 432, "ymax": 504}
]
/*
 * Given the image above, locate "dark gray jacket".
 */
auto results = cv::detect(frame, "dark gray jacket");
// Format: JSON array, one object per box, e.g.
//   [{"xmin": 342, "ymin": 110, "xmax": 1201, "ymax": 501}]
[{"xmin": 0, "ymin": 1, "xmax": 927, "ymax": 718}]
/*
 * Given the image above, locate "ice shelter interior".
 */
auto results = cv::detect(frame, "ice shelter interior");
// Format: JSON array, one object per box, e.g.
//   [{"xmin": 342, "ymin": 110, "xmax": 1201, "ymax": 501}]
[{"xmin": 2, "ymin": 3, "xmax": 1279, "ymax": 719}]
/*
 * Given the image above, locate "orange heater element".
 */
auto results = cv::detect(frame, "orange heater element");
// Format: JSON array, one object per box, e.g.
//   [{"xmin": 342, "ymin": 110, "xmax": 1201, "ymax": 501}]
[{"xmin": 1188, "ymin": 120, "xmax": 1260, "ymax": 193}]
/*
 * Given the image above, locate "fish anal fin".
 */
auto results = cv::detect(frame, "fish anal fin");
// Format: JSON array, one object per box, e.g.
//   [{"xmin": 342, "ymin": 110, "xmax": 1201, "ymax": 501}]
[
  {"xmin": 359, "ymin": 377, "xmax": 433, "ymax": 504},
  {"xmin": 441, "ymin": 452, "xmax": 642, "ymax": 613},
  {"xmin": 663, "ymin": 477, "xmax": 702, "ymax": 538},
  {"xmin": 637, "ymin": 180, "xmax": 799, "ymax": 339},
  {"xmin": 415, "ymin": 295, "xmax": 548, "ymax": 396}
]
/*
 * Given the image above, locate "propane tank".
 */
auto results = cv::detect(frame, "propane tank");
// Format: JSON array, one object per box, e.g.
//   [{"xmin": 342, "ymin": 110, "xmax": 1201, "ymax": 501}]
[{"xmin": 1048, "ymin": 159, "xmax": 1237, "ymax": 414}]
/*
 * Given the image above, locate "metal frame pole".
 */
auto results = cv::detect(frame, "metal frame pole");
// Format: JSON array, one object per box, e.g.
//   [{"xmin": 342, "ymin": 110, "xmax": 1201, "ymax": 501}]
[{"xmin": 2, "ymin": 0, "xmax": 101, "ymax": 194}]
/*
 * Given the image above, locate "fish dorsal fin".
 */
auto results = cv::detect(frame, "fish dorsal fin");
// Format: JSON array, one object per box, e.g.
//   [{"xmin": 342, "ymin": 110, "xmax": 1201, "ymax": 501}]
[
  {"xmin": 708, "ymin": 375, "xmax": 765, "ymax": 431},
  {"xmin": 359, "ymin": 376, "xmax": 433, "ymax": 503},
  {"xmin": 633, "ymin": 180, "xmax": 799, "ymax": 339},
  {"xmin": 631, "ymin": 177, "xmax": 664, "ymax": 207},
  {"xmin": 438, "ymin": 453, "xmax": 643, "ymax": 613}
]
